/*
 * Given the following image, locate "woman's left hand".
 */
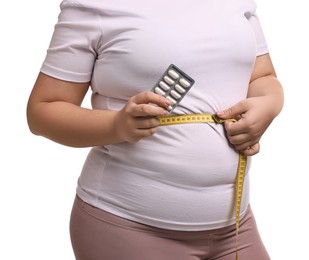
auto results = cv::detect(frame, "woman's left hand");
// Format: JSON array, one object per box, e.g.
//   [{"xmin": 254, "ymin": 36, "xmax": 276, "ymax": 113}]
[{"xmin": 215, "ymin": 95, "xmax": 276, "ymax": 156}]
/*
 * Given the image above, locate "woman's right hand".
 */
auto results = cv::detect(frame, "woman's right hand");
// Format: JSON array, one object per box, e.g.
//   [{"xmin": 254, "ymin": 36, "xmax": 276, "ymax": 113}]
[{"xmin": 114, "ymin": 91, "xmax": 171, "ymax": 143}]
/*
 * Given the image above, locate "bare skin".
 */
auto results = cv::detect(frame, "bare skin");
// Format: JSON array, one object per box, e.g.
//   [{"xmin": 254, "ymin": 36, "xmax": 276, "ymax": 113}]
[{"xmin": 27, "ymin": 53, "xmax": 283, "ymax": 154}]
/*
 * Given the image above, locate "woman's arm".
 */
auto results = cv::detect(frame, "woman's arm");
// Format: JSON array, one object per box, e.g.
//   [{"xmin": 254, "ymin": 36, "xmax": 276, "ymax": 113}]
[
  {"xmin": 215, "ymin": 53, "xmax": 284, "ymax": 156},
  {"xmin": 26, "ymin": 72, "xmax": 170, "ymax": 147}
]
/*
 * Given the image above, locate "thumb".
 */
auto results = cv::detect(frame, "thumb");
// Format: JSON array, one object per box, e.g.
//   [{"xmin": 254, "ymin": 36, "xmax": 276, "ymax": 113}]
[{"xmin": 216, "ymin": 101, "xmax": 247, "ymax": 120}]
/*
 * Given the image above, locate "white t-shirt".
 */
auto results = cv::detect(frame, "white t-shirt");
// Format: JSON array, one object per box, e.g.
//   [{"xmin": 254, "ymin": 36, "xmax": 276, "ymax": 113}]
[{"xmin": 41, "ymin": 0, "xmax": 268, "ymax": 231}]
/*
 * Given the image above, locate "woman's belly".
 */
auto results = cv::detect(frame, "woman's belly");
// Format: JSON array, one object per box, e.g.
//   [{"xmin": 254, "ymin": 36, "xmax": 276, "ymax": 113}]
[
  {"xmin": 77, "ymin": 123, "xmax": 251, "ymax": 230},
  {"xmin": 109, "ymin": 123, "xmax": 241, "ymax": 187}
]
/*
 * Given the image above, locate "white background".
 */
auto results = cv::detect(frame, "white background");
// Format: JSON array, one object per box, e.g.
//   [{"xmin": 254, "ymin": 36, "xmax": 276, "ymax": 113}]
[{"xmin": 1, "ymin": 0, "xmax": 308, "ymax": 259}]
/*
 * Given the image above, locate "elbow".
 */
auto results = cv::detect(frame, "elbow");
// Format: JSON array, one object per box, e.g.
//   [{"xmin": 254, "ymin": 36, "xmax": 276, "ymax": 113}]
[
  {"xmin": 26, "ymin": 114, "xmax": 38, "ymax": 136},
  {"xmin": 27, "ymin": 120, "xmax": 39, "ymax": 136},
  {"xmin": 26, "ymin": 103, "xmax": 41, "ymax": 136}
]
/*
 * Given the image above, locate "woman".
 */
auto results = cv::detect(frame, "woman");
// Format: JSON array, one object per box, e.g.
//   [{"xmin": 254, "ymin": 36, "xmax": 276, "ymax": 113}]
[{"xmin": 27, "ymin": 0, "xmax": 284, "ymax": 259}]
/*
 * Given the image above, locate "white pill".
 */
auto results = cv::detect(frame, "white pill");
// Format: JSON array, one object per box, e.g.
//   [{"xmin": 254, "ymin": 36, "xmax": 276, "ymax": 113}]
[
  {"xmin": 168, "ymin": 69, "xmax": 179, "ymax": 79},
  {"xmin": 175, "ymin": 84, "xmax": 186, "ymax": 93},
  {"xmin": 170, "ymin": 90, "xmax": 181, "ymax": 99},
  {"xmin": 159, "ymin": 81, "xmax": 170, "ymax": 91},
  {"xmin": 154, "ymin": 87, "xmax": 166, "ymax": 96},
  {"xmin": 164, "ymin": 76, "xmax": 175, "ymax": 85},
  {"xmin": 179, "ymin": 78, "xmax": 191, "ymax": 88},
  {"xmin": 167, "ymin": 96, "xmax": 177, "ymax": 105}
]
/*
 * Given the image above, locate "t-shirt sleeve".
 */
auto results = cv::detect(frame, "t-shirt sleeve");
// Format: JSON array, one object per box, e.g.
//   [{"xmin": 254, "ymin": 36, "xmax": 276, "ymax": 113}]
[
  {"xmin": 40, "ymin": 3, "xmax": 101, "ymax": 82},
  {"xmin": 245, "ymin": 2, "xmax": 269, "ymax": 56}
]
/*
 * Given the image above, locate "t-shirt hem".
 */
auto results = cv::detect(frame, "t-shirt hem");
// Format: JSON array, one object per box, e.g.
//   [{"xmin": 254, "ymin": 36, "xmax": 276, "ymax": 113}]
[{"xmin": 76, "ymin": 188, "xmax": 249, "ymax": 232}]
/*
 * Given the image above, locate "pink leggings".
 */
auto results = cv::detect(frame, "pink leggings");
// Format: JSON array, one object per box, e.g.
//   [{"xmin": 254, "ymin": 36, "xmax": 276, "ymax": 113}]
[{"xmin": 70, "ymin": 195, "xmax": 270, "ymax": 260}]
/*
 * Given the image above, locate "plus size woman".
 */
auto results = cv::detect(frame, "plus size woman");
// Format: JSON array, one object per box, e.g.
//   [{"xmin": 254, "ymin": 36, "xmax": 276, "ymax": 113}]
[{"xmin": 27, "ymin": 0, "xmax": 283, "ymax": 259}]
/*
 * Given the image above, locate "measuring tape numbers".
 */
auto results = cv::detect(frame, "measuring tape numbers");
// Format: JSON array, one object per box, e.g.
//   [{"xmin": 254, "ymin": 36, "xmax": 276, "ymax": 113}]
[{"xmin": 159, "ymin": 113, "xmax": 247, "ymax": 260}]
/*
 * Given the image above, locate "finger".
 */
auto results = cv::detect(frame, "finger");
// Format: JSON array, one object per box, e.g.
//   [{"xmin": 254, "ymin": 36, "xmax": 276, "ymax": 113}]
[
  {"xmin": 134, "ymin": 116, "xmax": 161, "ymax": 129},
  {"xmin": 216, "ymin": 100, "xmax": 248, "ymax": 120},
  {"xmin": 226, "ymin": 131, "xmax": 250, "ymax": 145},
  {"xmin": 127, "ymin": 126, "xmax": 159, "ymax": 143},
  {"xmin": 225, "ymin": 125, "xmax": 260, "ymax": 145},
  {"xmin": 240, "ymin": 143, "xmax": 260, "ymax": 156},
  {"xmin": 131, "ymin": 91, "xmax": 170, "ymax": 108},
  {"xmin": 233, "ymin": 139, "xmax": 260, "ymax": 152},
  {"xmin": 131, "ymin": 104, "xmax": 169, "ymax": 117},
  {"xmin": 224, "ymin": 120, "xmax": 246, "ymax": 136}
]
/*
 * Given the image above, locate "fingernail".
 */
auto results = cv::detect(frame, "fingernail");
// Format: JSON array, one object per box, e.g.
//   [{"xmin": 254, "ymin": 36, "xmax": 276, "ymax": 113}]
[
  {"xmin": 163, "ymin": 110, "xmax": 169, "ymax": 116},
  {"xmin": 165, "ymin": 99, "xmax": 171, "ymax": 106},
  {"xmin": 216, "ymin": 111, "xmax": 224, "ymax": 116}
]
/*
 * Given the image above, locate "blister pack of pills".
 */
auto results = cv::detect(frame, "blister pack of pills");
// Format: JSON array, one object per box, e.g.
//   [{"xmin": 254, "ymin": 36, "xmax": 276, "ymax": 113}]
[{"xmin": 151, "ymin": 64, "xmax": 195, "ymax": 113}]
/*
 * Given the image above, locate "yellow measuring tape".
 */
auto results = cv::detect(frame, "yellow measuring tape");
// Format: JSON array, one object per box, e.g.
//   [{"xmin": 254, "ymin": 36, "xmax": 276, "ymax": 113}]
[{"xmin": 159, "ymin": 114, "xmax": 247, "ymax": 260}]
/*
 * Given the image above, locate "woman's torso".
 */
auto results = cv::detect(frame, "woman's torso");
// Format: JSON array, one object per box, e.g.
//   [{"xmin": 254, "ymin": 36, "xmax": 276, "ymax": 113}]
[{"xmin": 54, "ymin": 0, "xmax": 266, "ymax": 230}]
